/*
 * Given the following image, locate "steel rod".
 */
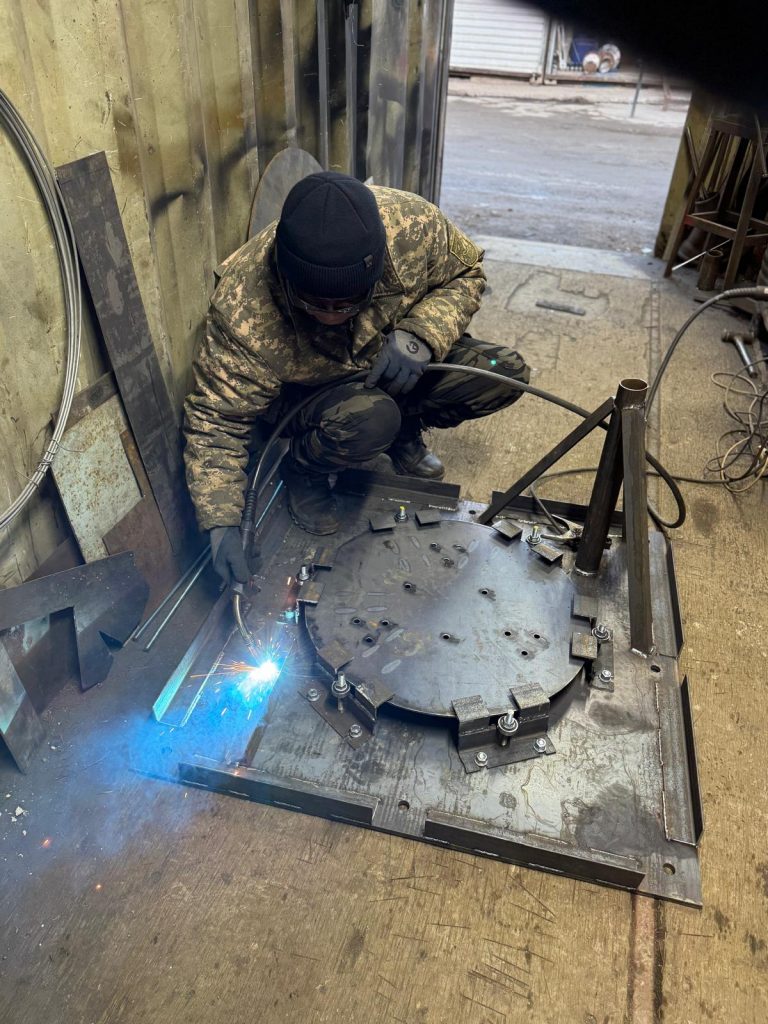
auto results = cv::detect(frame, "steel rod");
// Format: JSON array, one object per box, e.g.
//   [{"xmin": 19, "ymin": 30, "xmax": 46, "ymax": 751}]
[
  {"xmin": 132, "ymin": 545, "xmax": 211, "ymax": 642},
  {"xmin": 143, "ymin": 551, "xmax": 213, "ymax": 652}
]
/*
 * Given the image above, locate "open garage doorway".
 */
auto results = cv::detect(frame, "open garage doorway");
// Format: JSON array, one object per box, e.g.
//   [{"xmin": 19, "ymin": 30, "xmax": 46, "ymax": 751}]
[{"xmin": 440, "ymin": 1, "xmax": 690, "ymax": 255}]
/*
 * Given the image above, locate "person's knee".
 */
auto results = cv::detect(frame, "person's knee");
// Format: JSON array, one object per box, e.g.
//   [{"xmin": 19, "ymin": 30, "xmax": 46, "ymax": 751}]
[{"xmin": 321, "ymin": 388, "xmax": 402, "ymax": 458}]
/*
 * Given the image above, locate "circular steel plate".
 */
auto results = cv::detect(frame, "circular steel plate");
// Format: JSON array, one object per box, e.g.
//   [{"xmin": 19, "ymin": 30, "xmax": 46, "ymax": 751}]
[{"xmin": 305, "ymin": 519, "xmax": 582, "ymax": 718}]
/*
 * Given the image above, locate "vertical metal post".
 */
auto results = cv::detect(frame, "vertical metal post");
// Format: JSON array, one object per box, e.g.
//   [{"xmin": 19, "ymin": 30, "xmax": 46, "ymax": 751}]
[
  {"xmin": 620, "ymin": 379, "xmax": 654, "ymax": 655},
  {"xmin": 344, "ymin": 1, "xmax": 359, "ymax": 176},
  {"xmin": 630, "ymin": 65, "xmax": 644, "ymax": 118},
  {"xmin": 575, "ymin": 381, "xmax": 637, "ymax": 575},
  {"xmin": 316, "ymin": 0, "xmax": 330, "ymax": 168}
]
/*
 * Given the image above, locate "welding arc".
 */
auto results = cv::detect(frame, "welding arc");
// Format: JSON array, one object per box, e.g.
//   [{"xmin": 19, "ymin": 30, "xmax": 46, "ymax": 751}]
[{"xmin": 0, "ymin": 89, "xmax": 82, "ymax": 533}]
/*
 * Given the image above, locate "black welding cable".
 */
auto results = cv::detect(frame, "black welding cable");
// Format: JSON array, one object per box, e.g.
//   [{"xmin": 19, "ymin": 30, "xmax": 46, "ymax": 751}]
[
  {"xmin": 240, "ymin": 364, "xmax": 686, "ymax": 545},
  {"xmin": 646, "ymin": 285, "xmax": 768, "ymax": 415}
]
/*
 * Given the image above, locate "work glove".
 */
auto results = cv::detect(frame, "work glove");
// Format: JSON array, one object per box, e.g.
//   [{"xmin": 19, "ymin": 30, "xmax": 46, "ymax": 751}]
[
  {"xmin": 209, "ymin": 526, "xmax": 255, "ymax": 587},
  {"xmin": 365, "ymin": 329, "xmax": 432, "ymax": 397}
]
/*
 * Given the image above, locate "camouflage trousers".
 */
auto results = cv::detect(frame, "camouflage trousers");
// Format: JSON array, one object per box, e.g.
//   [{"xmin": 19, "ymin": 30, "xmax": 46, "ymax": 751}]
[{"xmin": 286, "ymin": 336, "xmax": 530, "ymax": 472}]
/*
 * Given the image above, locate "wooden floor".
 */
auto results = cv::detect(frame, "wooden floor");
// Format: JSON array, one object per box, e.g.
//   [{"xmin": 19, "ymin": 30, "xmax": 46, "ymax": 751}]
[{"xmin": 1, "ymin": 243, "xmax": 766, "ymax": 1024}]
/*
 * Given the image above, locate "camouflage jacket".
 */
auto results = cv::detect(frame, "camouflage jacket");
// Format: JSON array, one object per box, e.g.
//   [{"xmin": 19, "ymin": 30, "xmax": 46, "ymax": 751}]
[{"xmin": 183, "ymin": 185, "xmax": 486, "ymax": 530}]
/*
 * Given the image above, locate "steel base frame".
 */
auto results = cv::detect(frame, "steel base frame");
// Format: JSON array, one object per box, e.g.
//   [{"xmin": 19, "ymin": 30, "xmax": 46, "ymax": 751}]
[{"xmin": 153, "ymin": 468, "xmax": 702, "ymax": 906}]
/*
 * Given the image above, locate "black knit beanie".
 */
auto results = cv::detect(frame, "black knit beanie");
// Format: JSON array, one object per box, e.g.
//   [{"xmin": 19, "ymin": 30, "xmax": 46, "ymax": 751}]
[{"xmin": 275, "ymin": 172, "xmax": 386, "ymax": 298}]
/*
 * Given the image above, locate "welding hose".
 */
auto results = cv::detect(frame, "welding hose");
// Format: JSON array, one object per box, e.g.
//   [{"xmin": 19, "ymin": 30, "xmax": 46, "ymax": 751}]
[
  {"xmin": 646, "ymin": 285, "xmax": 768, "ymax": 414},
  {"xmin": 240, "ymin": 364, "xmax": 685, "ymax": 538}
]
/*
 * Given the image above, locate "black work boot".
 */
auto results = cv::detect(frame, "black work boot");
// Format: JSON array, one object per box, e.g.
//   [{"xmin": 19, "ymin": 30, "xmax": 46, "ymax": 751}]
[
  {"xmin": 388, "ymin": 427, "xmax": 445, "ymax": 480},
  {"xmin": 280, "ymin": 456, "xmax": 340, "ymax": 535}
]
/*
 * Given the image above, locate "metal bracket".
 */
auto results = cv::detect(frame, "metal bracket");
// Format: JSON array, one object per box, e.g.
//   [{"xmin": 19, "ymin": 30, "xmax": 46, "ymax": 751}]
[
  {"xmin": 571, "ymin": 631, "xmax": 599, "ymax": 661},
  {"xmin": 492, "ymin": 519, "xmax": 523, "ymax": 542},
  {"xmin": 452, "ymin": 686, "xmax": 553, "ymax": 773},
  {"xmin": 369, "ymin": 514, "xmax": 395, "ymax": 532},
  {"xmin": 302, "ymin": 680, "xmax": 372, "ymax": 748},
  {"xmin": 415, "ymin": 508, "xmax": 442, "ymax": 527},
  {"xmin": 572, "ymin": 595, "xmax": 599, "ymax": 621},
  {"xmin": 297, "ymin": 581, "xmax": 324, "ymax": 606},
  {"xmin": 532, "ymin": 540, "xmax": 563, "ymax": 565}
]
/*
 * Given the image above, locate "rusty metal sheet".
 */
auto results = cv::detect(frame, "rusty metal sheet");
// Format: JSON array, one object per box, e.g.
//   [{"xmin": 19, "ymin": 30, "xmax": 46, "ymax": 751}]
[{"xmin": 52, "ymin": 395, "xmax": 142, "ymax": 562}]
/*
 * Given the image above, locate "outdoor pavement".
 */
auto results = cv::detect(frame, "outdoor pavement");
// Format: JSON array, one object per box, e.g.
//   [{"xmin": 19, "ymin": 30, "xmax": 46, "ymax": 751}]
[{"xmin": 442, "ymin": 76, "xmax": 689, "ymax": 253}]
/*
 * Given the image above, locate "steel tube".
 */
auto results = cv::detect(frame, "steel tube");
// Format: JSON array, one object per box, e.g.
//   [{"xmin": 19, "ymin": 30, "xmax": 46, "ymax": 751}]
[
  {"xmin": 574, "ymin": 379, "xmax": 641, "ymax": 575},
  {"xmin": 619, "ymin": 379, "xmax": 654, "ymax": 655}
]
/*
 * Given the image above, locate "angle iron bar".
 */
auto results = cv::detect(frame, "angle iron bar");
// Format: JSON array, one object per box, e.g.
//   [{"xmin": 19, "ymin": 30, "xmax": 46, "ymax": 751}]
[{"xmin": 477, "ymin": 397, "xmax": 614, "ymax": 525}]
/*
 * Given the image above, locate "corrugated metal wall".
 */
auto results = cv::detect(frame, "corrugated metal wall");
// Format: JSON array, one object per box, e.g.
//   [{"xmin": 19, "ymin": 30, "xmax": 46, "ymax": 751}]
[
  {"xmin": 450, "ymin": 0, "xmax": 549, "ymax": 77},
  {"xmin": 0, "ymin": 0, "xmax": 454, "ymax": 589}
]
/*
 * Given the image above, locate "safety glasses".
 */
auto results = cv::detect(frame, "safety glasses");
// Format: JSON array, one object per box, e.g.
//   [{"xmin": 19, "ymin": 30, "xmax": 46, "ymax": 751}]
[{"xmin": 287, "ymin": 281, "xmax": 373, "ymax": 317}]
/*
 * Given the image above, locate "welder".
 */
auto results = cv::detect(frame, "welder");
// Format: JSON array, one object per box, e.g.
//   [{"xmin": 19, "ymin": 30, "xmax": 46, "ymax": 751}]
[{"xmin": 183, "ymin": 172, "xmax": 530, "ymax": 586}]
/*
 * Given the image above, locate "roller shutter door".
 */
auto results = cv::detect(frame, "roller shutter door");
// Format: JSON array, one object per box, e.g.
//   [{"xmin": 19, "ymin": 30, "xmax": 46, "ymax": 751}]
[{"xmin": 450, "ymin": 0, "xmax": 549, "ymax": 77}]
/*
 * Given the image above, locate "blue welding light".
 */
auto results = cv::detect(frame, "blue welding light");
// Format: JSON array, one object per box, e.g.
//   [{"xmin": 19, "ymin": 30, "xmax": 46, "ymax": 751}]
[
  {"xmin": 237, "ymin": 658, "xmax": 280, "ymax": 700},
  {"xmin": 490, "ymin": 359, "xmax": 497, "ymax": 366}
]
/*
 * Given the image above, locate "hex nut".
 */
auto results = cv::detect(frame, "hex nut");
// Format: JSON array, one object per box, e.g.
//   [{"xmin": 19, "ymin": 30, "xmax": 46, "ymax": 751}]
[
  {"xmin": 534, "ymin": 737, "xmax": 547, "ymax": 752},
  {"xmin": 474, "ymin": 751, "xmax": 488, "ymax": 767},
  {"xmin": 307, "ymin": 687, "xmax": 320, "ymax": 702},
  {"xmin": 348, "ymin": 723, "xmax": 363, "ymax": 739}
]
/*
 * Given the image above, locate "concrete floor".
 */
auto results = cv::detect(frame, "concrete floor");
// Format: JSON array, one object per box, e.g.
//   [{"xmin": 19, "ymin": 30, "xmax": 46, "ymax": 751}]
[
  {"xmin": 1, "ymin": 233, "xmax": 767, "ymax": 1022},
  {"xmin": 441, "ymin": 78, "xmax": 688, "ymax": 253}
]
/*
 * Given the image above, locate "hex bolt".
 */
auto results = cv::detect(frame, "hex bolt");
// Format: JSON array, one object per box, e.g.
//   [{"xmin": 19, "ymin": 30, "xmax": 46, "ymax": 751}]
[
  {"xmin": 534, "ymin": 737, "xmax": 547, "ymax": 753},
  {"xmin": 331, "ymin": 672, "xmax": 350, "ymax": 712},
  {"xmin": 474, "ymin": 751, "xmax": 488, "ymax": 767},
  {"xmin": 307, "ymin": 687, "xmax": 320, "ymax": 702},
  {"xmin": 297, "ymin": 564, "xmax": 311, "ymax": 583},
  {"xmin": 592, "ymin": 622, "xmax": 610, "ymax": 641},
  {"xmin": 527, "ymin": 524, "xmax": 541, "ymax": 546},
  {"xmin": 394, "ymin": 505, "xmax": 408, "ymax": 523},
  {"xmin": 348, "ymin": 723, "xmax": 363, "ymax": 739},
  {"xmin": 598, "ymin": 668, "xmax": 614, "ymax": 683}
]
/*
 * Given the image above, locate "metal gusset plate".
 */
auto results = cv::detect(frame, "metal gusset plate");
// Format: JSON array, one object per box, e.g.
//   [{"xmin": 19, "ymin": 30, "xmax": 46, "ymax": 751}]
[{"xmin": 0, "ymin": 553, "xmax": 148, "ymax": 689}]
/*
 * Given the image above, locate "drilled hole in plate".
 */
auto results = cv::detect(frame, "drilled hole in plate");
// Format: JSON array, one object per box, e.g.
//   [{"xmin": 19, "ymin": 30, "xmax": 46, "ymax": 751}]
[
  {"xmin": 398, "ymin": 800, "xmax": 410, "ymax": 811},
  {"xmin": 533, "ymin": 633, "xmax": 541, "ymax": 639},
  {"xmin": 521, "ymin": 650, "xmax": 529, "ymax": 657},
  {"xmin": 380, "ymin": 619, "xmax": 390, "ymax": 627},
  {"xmin": 441, "ymin": 633, "xmax": 452, "ymax": 640},
  {"xmin": 403, "ymin": 581, "xmax": 414, "ymax": 590},
  {"xmin": 468, "ymin": 509, "xmax": 477, "ymax": 515},
  {"xmin": 479, "ymin": 588, "xmax": 489, "ymax": 595},
  {"xmin": 651, "ymin": 663, "xmax": 661, "ymax": 673},
  {"xmin": 504, "ymin": 630, "xmax": 512, "ymax": 637},
  {"xmin": 363, "ymin": 635, "xmax": 375, "ymax": 644},
  {"xmin": 663, "ymin": 862, "xmax": 676, "ymax": 876},
  {"xmin": 352, "ymin": 617, "xmax": 362, "ymax": 625}
]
